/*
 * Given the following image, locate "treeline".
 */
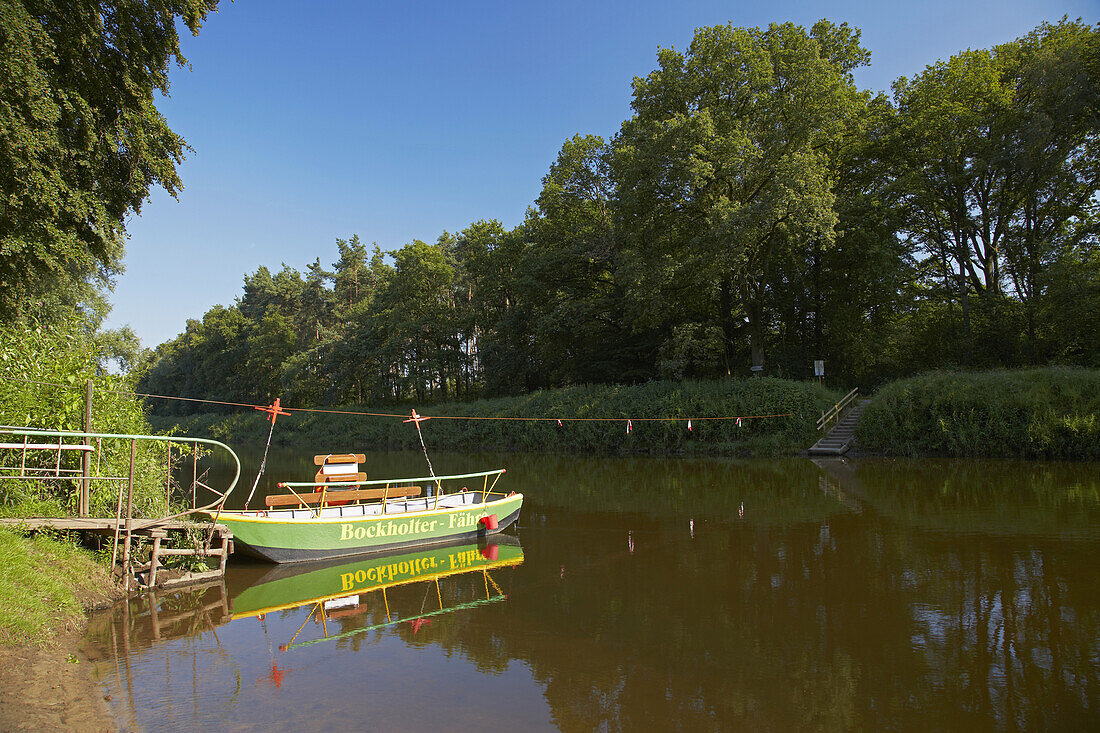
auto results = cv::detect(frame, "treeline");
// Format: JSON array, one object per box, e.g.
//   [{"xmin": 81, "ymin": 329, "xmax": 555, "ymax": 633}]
[{"xmin": 139, "ymin": 19, "xmax": 1099, "ymax": 412}]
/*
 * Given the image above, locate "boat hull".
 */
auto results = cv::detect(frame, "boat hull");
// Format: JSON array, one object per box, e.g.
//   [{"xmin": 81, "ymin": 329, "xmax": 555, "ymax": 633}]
[{"xmin": 213, "ymin": 492, "xmax": 523, "ymax": 563}]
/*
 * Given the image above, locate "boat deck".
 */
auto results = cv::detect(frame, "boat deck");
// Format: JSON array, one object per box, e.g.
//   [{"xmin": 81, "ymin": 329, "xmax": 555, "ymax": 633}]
[{"xmin": 256, "ymin": 491, "xmax": 485, "ymax": 520}]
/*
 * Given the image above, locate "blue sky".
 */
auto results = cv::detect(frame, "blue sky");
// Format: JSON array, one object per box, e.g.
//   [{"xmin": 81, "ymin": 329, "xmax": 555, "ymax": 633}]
[{"xmin": 105, "ymin": 0, "xmax": 1098, "ymax": 348}]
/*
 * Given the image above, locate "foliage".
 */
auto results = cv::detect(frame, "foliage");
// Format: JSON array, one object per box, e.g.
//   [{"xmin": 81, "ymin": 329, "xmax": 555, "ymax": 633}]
[
  {"xmin": 135, "ymin": 19, "xmax": 1099, "ymax": 421},
  {"xmin": 856, "ymin": 368, "xmax": 1100, "ymax": 459},
  {"xmin": 154, "ymin": 377, "xmax": 838, "ymax": 457},
  {"xmin": 890, "ymin": 19, "xmax": 1100, "ymax": 368},
  {"xmin": 0, "ymin": 0, "xmax": 219, "ymax": 323},
  {"xmin": 612, "ymin": 20, "xmax": 871, "ymax": 372},
  {"xmin": 0, "ymin": 319, "xmax": 171, "ymax": 518}
]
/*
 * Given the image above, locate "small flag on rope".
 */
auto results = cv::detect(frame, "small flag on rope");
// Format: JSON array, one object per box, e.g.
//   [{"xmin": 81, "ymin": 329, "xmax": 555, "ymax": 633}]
[
  {"xmin": 557, "ymin": 419, "xmax": 562, "ymax": 427},
  {"xmin": 626, "ymin": 419, "xmax": 633, "ymax": 434},
  {"xmin": 687, "ymin": 419, "xmax": 693, "ymax": 432},
  {"xmin": 736, "ymin": 417, "xmax": 742, "ymax": 428}
]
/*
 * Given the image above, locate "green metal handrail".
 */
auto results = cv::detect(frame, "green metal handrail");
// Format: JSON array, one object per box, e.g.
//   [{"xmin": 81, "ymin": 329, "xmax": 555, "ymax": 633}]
[{"xmin": 0, "ymin": 426, "xmax": 241, "ymax": 523}]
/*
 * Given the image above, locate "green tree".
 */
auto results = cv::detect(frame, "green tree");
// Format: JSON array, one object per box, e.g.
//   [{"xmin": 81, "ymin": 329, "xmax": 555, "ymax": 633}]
[
  {"xmin": 527, "ymin": 135, "xmax": 653, "ymax": 385},
  {"xmin": 0, "ymin": 0, "xmax": 218, "ymax": 322},
  {"xmin": 892, "ymin": 19, "xmax": 1099, "ymax": 366},
  {"xmin": 377, "ymin": 240, "xmax": 460, "ymax": 401},
  {"xmin": 612, "ymin": 20, "xmax": 870, "ymax": 373}
]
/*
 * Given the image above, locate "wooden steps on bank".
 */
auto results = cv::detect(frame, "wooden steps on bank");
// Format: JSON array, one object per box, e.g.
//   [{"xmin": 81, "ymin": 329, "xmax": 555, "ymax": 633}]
[{"xmin": 809, "ymin": 397, "xmax": 872, "ymax": 455}]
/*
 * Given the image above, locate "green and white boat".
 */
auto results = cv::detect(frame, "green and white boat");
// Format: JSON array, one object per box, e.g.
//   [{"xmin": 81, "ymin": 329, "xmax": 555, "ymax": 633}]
[{"xmin": 211, "ymin": 456, "xmax": 522, "ymax": 563}]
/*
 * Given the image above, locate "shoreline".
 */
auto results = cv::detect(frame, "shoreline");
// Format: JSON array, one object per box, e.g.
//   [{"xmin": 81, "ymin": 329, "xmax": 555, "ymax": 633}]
[{"xmin": 0, "ymin": 622, "xmax": 116, "ymax": 732}]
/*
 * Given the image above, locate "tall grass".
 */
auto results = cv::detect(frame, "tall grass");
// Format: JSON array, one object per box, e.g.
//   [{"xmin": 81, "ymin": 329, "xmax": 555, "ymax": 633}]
[
  {"xmin": 155, "ymin": 378, "xmax": 838, "ymax": 456},
  {"xmin": 0, "ymin": 527, "xmax": 114, "ymax": 645},
  {"xmin": 856, "ymin": 368, "xmax": 1100, "ymax": 459}
]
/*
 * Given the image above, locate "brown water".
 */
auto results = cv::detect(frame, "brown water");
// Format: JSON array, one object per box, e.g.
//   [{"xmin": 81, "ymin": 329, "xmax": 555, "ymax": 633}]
[{"xmin": 83, "ymin": 451, "xmax": 1100, "ymax": 731}]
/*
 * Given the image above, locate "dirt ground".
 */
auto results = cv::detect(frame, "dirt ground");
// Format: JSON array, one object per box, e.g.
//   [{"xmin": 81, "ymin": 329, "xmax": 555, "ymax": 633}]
[{"xmin": 0, "ymin": 625, "xmax": 116, "ymax": 732}]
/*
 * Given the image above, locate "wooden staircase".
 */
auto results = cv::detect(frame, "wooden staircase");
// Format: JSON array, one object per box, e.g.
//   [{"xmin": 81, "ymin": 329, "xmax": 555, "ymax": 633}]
[{"xmin": 809, "ymin": 398, "xmax": 871, "ymax": 455}]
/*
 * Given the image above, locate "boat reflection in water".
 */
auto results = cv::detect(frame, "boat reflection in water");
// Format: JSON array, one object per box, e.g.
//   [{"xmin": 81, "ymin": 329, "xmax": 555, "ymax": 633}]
[
  {"xmin": 84, "ymin": 535, "xmax": 525, "ymax": 731},
  {"xmin": 227, "ymin": 535, "xmax": 524, "ymax": 649}
]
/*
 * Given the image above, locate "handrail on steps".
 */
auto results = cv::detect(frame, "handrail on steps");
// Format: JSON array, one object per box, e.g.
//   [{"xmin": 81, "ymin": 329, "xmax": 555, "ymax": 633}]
[{"xmin": 817, "ymin": 388, "xmax": 859, "ymax": 431}]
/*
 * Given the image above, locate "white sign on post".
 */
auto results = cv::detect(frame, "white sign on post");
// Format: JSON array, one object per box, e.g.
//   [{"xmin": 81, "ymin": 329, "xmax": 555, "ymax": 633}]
[{"xmin": 814, "ymin": 360, "xmax": 825, "ymax": 377}]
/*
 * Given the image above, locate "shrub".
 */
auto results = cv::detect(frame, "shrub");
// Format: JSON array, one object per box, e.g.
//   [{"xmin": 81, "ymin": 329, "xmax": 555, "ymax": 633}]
[{"xmin": 856, "ymin": 368, "xmax": 1100, "ymax": 459}]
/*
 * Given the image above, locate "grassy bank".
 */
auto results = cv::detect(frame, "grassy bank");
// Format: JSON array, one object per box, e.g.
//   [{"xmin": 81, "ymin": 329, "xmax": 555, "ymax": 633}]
[
  {"xmin": 0, "ymin": 528, "xmax": 117, "ymax": 646},
  {"xmin": 856, "ymin": 368, "xmax": 1100, "ymax": 459},
  {"xmin": 152, "ymin": 378, "xmax": 838, "ymax": 456}
]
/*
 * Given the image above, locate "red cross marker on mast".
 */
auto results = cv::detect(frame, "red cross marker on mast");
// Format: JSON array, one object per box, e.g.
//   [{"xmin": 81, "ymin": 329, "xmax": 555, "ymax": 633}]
[
  {"xmin": 242, "ymin": 398, "xmax": 292, "ymax": 511},
  {"xmin": 254, "ymin": 398, "xmax": 291, "ymax": 424},
  {"xmin": 403, "ymin": 409, "xmax": 430, "ymax": 425}
]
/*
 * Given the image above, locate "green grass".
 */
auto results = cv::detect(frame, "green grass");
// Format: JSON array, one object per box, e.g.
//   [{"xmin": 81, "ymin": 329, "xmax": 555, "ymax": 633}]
[
  {"xmin": 856, "ymin": 367, "xmax": 1100, "ymax": 459},
  {"xmin": 0, "ymin": 528, "xmax": 115, "ymax": 646},
  {"xmin": 152, "ymin": 377, "xmax": 839, "ymax": 456}
]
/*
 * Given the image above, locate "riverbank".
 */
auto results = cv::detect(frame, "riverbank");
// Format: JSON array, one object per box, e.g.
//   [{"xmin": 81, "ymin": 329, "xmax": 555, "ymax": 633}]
[
  {"xmin": 150, "ymin": 377, "xmax": 838, "ymax": 456},
  {"xmin": 855, "ymin": 367, "xmax": 1100, "ymax": 459},
  {"xmin": 149, "ymin": 368, "xmax": 1100, "ymax": 461},
  {"xmin": 0, "ymin": 627, "xmax": 116, "ymax": 732},
  {"xmin": 0, "ymin": 528, "xmax": 122, "ymax": 732}
]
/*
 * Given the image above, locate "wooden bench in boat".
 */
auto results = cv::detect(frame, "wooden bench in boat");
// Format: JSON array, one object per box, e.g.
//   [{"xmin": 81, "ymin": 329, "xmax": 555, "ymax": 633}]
[{"xmin": 264, "ymin": 485, "xmax": 423, "ymax": 509}]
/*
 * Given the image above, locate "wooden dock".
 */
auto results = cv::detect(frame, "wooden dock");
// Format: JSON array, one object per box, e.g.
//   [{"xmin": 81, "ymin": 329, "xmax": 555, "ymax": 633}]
[
  {"xmin": 0, "ymin": 517, "xmax": 219, "ymax": 532},
  {"xmin": 0, "ymin": 516, "xmax": 234, "ymax": 590}
]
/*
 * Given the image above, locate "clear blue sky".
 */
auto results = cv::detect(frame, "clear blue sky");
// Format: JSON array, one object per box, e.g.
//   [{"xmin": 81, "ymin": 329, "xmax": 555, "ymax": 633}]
[{"xmin": 104, "ymin": 0, "xmax": 1098, "ymax": 348}]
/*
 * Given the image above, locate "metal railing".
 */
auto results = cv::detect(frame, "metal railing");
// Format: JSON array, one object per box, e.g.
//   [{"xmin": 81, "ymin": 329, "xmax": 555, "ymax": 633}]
[
  {"xmin": 816, "ymin": 388, "xmax": 860, "ymax": 431},
  {"xmin": 277, "ymin": 468, "xmax": 507, "ymax": 513},
  {"xmin": 0, "ymin": 427, "xmax": 241, "ymax": 589}
]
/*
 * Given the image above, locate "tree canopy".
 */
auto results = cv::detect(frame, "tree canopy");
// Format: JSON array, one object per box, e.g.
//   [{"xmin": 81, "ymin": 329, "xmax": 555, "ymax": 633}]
[
  {"xmin": 131, "ymin": 17, "xmax": 1099, "ymax": 410},
  {"xmin": 0, "ymin": 0, "xmax": 218, "ymax": 323}
]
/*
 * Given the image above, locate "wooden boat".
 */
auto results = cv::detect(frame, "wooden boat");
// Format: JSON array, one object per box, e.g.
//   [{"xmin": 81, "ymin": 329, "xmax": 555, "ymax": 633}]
[{"xmin": 211, "ymin": 454, "xmax": 523, "ymax": 563}]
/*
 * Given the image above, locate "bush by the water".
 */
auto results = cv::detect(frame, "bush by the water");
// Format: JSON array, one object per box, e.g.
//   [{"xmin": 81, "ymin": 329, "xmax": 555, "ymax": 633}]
[
  {"xmin": 856, "ymin": 368, "xmax": 1100, "ymax": 459},
  {"xmin": 0, "ymin": 321, "xmax": 170, "ymax": 518},
  {"xmin": 153, "ymin": 378, "xmax": 838, "ymax": 456}
]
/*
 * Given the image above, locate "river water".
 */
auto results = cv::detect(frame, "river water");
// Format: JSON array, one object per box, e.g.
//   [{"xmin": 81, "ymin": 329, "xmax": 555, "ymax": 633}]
[{"xmin": 82, "ymin": 450, "xmax": 1100, "ymax": 731}]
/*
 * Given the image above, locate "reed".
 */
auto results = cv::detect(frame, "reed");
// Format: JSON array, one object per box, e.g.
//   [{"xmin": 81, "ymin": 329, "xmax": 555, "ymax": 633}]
[{"xmin": 856, "ymin": 368, "xmax": 1100, "ymax": 459}]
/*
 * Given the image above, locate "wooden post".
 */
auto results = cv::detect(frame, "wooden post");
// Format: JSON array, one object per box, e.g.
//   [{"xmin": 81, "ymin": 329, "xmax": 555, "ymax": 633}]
[
  {"xmin": 123, "ymin": 440, "xmax": 136, "ymax": 592},
  {"xmin": 191, "ymin": 442, "xmax": 198, "ymax": 510},
  {"xmin": 81, "ymin": 379, "xmax": 93, "ymax": 516},
  {"xmin": 148, "ymin": 589, "xmax": 162, "ymax": 640},
  {"xmin": 148, "ymin": 530, "xmax": 165, "ymax": 587}
]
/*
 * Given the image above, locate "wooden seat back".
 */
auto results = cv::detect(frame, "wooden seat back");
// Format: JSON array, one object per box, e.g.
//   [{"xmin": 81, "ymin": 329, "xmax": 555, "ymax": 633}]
[
  {"xmin": 313, "ymin": 453, "xmax": 368, "ymax": 484},
  {"xmin": 264, "ymin": 485, "xmax": 423, "ymax": 509}
]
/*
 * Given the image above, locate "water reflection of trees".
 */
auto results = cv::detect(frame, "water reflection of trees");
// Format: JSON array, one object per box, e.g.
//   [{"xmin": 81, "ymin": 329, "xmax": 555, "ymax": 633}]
[
  {"xmin": 432, "ymin": 509, "xmax": 1098, "ymax": 728},
  {"xmin": 98, "ymin": 453, "xmax": 1100, "ymax": 729},
  {"xmin": 854, "ymin": 458, "xmax": 1100, "ymax": 538},
  {"xmin": 509, "ymin": 453, "xmax": 851, "ymax": 525}
]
